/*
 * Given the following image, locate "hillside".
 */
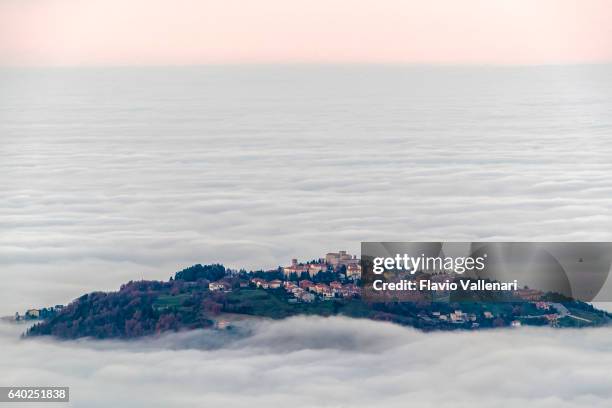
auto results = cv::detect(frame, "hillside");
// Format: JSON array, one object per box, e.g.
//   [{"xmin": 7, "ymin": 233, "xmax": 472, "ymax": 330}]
[{"xmin": 25, "ymin": 264, "xmax": 611, "ymax": 339}]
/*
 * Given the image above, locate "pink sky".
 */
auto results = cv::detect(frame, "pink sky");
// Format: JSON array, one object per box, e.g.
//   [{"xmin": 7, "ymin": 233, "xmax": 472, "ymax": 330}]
[{"xmin": 1, "ymin": 0, "xmax": 611, "ymax": 66}]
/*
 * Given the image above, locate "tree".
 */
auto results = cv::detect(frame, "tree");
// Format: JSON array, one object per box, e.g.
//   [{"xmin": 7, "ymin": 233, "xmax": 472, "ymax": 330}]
[{"xmin": 174, "ymin": 264, "xmax": 226, "ymax": 282}]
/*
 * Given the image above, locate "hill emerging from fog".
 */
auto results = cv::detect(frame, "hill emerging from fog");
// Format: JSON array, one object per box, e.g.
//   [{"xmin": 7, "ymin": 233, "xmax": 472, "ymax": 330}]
[{"xmin": 24, "ymin": 263, "xmax": 611, "ymax": 340}]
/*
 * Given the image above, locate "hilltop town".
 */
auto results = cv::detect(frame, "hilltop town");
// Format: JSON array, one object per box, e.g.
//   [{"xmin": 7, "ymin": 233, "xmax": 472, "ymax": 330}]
[{"xmin": 22, "ymin": 250, "xmax": 611, "ymax": 339}]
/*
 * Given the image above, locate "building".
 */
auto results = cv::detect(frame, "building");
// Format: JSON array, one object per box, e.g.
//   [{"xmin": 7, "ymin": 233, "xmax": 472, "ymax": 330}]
[
  {"xmin": 269, "ymin": 279, "xmax": 283, "ymax": 289},
  {"xmin": 330, "ymin": 281, "xmax": 342, "ymax": 290},
  {"xmin": 283, "ymin": 259, "xmax": 310, "ymax": 276},
  {"xmin": 284, "ymin": 281, "xmax": 297, "ymax": 290},
  {"xmin": 251, "ymin": 278, "xmax": 270, "ymax": 289},
  {"xmin": 299, "ymin": 280, "xmax": 314, "ymax": 290},
  {"xmin": 325, "ymin": 251, "xmax": 359, "ymax": 268},
  {"xmin": 308, "ymin": 263, "xmax": 327, "ymax": 275},
  {"xmin": 25, "ymin": 309, "xmax": 40, "ymax": 319},
  {"xmin": 215, "ymin": 320, "xmax": 231, "ymax": 330},
  {"xmin": 450, "ymin": 310, "xmax": 465, "ymax": 323},
  {"xmin": 209, "ymin": 281, "xmax": 231, "ymax": 292},
  {"xmin": 338, "ymin": 284, "xmax": 360, "ymax": 298},
  {"xmin": 300, "ymin": 292, "xmax": 315, "ymax": 303},
  {"xmin": 283, "ymin": 258, "xmax": 327, "ymax": 277},
  {"xmin": 312, "ymin": 283, "xmax": 329, "ymax": 294},
  {"xmin": 346, "ymin": 263, "xmax": 361, "ymax": 280}
]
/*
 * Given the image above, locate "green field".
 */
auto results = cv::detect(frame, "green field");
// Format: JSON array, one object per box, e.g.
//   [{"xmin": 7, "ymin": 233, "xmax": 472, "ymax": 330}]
[{"xmin": 152, "ymin": 294, "xmax": 190, "ymax": 310}]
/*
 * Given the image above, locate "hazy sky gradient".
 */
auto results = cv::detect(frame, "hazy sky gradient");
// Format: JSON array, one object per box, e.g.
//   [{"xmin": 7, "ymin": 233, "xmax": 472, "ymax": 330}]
[{"xmin": 1, "ymin": 0, "xmax": 611, "ymax": 66}]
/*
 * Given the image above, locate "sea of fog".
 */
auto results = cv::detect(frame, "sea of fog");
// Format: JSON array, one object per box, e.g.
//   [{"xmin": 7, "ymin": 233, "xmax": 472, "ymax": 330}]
[
  {"xmin": 1, "ymin": 65, "xmax": 611, "ymax": 316},
  {"xmin": 2, "ymin": 316, "xmax": 612, "ymax": 407},
  {"xmin": 1, "ymin": 65, "xmax": 612, "ymax": 406}
]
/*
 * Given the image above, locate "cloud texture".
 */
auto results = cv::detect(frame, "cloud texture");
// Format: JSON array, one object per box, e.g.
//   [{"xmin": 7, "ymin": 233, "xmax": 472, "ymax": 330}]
[
  {"xmin": 1, "ymin": 316, "xmax": 612, "ymax": 407},
  {"xmin": 1, "ymin": 65, "xmax": 612, "ymax": 314},
  {"xmin": 1, "ymin": 65, "xmax": 612, "ymax": 407}
]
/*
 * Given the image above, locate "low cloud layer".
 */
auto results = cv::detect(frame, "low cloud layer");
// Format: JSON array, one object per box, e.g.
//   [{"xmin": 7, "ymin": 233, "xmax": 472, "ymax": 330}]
[
  {"xmin": 1, "ymin": 66, "xmax": 612, "ymax": 315},
  {"xmin": 1, "ymin": 316, "xmax": 612, "ymax": 407},
  {"xmin": 2, "ymin": 63, "xmax": 612, "ymax": 408}
]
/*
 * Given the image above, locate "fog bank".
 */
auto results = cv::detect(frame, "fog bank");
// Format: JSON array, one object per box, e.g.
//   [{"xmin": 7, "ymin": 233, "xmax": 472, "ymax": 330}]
[{"xmin": 1, "ymin": 316, "xmax": 611, "ymax": 407}]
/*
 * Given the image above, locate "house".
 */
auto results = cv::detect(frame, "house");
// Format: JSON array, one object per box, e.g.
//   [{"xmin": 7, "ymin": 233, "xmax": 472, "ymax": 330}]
[
  {"xmin": 312, "ymin": 283, "xmax": 329, "ymax": 294},
  {"xmin": 337, "ymin": 287, "xmax": 351, "ymax": 297},
  {"xmin": 284, "ymin": 281, "xmax": 297, "ymax": 291},
  {"xmin": 338, "ymin": 286, "xmax": 359, "ymax": 298},
  {"xmin": 25, "ymin": 309, "xmax": 40, "ymax": 319},
  {"xmin": 483, "ymin": 311, "xmax": 494, "ymax": 319},
  {"xmin": 308, "ymin": 263, "xmax": 327, "ymax": 275},
  {"xmin": 215, "ymin": 320, "xmax": 231, "ymax": 330},
  {"xmin": 346, "ymin": 263, "xmax": 361, "ymax": 280},
  {"xmin": 300, "ymin": 292, "xmax": 315, "ymax": 303},
  {"xmin": 284, "ymin": 258, "xmax": 328, "ymax": 277},
  {"xmin": 511, "ymin": 320, "xmax": 522, "ymax": 327},
  {"xmin": 299, "ymin": 280, "xmax": 314, "ymax": 290},
  {"xmin": 251, "ymin": 278, "xmax": 270, "ymax": 289},
  {"xmin": 209, "ymin": 281, "xmax": 231, "ymax": 292},
  {"xmin": 330, "ymin": 281, "xmax": 342, "ymax": 290},
  {"xmin": 450, "ymin": 310, "xmax": 465, "ymax": 323},
  {"xmin": 283, "ymin": 259, "xmax": 309, "ymax": 276},
  {"xmin": 269, "ymin": 279, "xmax": 283, "ymax": 289},
  {"xmin": 322, "ymin": 289, "xmax": 335, "ymax": 299},
  {"xmin": 342, "ymin": 284, "xmax": 360, "ymax": 297}
]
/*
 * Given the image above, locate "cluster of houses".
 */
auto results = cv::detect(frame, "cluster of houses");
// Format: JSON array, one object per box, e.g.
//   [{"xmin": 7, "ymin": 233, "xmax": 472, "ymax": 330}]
[
  {"xmin": 429, "ymin": 309, "xmax": 523, "ymax": 328},
  {"xmin": 206, "ymin": 251, "xmax": 363, "ymax": 303},
  {"xmin": 248, "ymin": 277, "xmax": 361, "ymax": 302},
  {"xmin": 426, "ymin": 301, "xmax": 563, "ymax": 328},
  {"xmin": 430, "ymin": 309, "xmax": 481, "ymax": 324},
  {"xmin": 208, "ymin": 251, "xmax": 361, "ymax": 302},
  {"xmin": 283, "ymin": 280, "xmax": 360, "ymax": 302}
]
